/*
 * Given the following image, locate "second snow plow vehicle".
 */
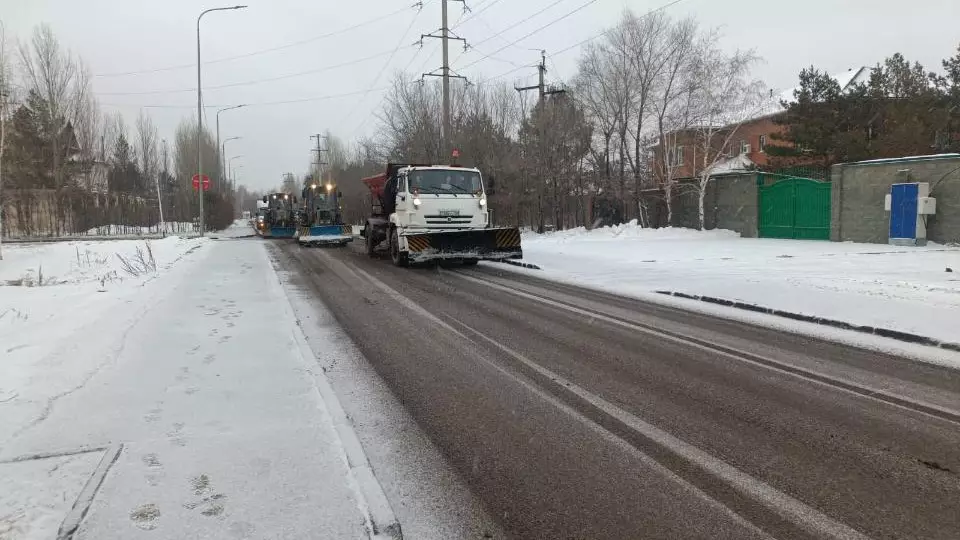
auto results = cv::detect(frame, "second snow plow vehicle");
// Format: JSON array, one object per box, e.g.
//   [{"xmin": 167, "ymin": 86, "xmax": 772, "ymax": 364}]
[
  {"xmin": 360, "ymin": 163, "xmax": 522, "ymax": 266},
  {"xmin": 296, "ymin": 180, "xmax": 353, "ymax": 247},
  {"xmin": 258, "ymin": 192, "xmax": 298, "ymax": 238}
]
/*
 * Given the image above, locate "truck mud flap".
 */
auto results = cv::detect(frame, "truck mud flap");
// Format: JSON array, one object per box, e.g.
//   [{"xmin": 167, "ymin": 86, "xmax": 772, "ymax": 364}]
[{"xmin": 404, "ymin": 227, "xmax": 522, "ymax": 261}]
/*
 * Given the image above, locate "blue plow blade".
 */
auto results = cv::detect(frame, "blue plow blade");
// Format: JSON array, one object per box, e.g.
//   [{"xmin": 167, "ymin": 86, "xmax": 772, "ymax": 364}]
[
  {"xmin": 268, "ymin": 226, "xmax": 297, "ymax": 238},
  {"xmin": 309, "ymin": 225, "xmax": 352, "ymax": 237},
  {"xmin": 298, "ymin": 225, "xmax": 353, "ymax": 245}
]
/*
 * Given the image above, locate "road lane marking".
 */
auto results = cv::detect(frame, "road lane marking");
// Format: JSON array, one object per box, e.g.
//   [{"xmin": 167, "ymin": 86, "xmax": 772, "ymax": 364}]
[
  {"xmin": 454, "ymin": 271, "xmax": 960, "ymax": 427},
  {"xmin": 317, "ymin": 254, "xmax": 838, "ymax": 538},
  {"xmin": 317, "ymin": 254, "xmax": 775, "ymax": 537},
  {"xmin": 450, "ymin": 318, "xmax": 871, "ymax": 540}
]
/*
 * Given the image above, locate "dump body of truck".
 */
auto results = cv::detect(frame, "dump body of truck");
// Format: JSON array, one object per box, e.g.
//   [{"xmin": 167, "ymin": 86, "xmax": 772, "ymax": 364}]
[
  {"xmin": 360, "ymin": 163, "xmax": 521, "ymax": 266},
  {"xmin": 296, "ymin": 181, "xmax": 353, "ymax": 246}
]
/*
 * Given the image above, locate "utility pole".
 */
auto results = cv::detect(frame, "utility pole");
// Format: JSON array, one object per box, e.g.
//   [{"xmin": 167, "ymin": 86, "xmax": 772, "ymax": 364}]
[
  {"xmin": 515, "ymin": 50, "xmax": 563, "ymax": 233},
  {"xmin": 157, "ymin": 139, "xmax": 168, "ymax": 237},
  {"xmin": 421, "ymin": 0, "xmax": 467, "ymax": 158},
  {"xmin": 310, "ymin": 133, "xmax": 329, "ymax": 186},
  {"xmin": 515, "ymin": 50, "xmax": 565, "ymax": 101}
]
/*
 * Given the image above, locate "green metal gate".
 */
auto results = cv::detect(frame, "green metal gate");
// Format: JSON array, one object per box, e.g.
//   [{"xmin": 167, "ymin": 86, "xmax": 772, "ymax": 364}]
[{"xmin": 758, "ymin": 176, "xmax": 832, "ymax": 240}]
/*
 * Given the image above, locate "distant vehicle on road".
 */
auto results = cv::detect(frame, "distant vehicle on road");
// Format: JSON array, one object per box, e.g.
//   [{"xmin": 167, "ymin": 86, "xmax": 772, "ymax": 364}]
[
  {"xmin": 360, "ymin": 163, "xmax": 522, "ymax": 266},
  {"xmin": 257, "ymin": 193, "xmax": 298, "ymax": 238},
  {"xmin": 296, "ymin": 180, "xmax": 352, "ymax": 247}
]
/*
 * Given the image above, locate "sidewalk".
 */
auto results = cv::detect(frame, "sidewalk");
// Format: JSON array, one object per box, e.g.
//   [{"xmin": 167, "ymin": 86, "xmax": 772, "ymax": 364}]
[{"xmin": 1, "ymin": 235, "xmax": 393, "ymax": 539}]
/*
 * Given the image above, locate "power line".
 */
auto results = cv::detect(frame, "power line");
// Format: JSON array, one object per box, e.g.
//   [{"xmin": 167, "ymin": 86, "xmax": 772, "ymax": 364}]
[
  {"xmin": 477, "ymin": 0, "xmax": 685, "ymax": 84},
  {"xmin": 352, "ymin": 45, "xmax": 426, "ymax": 136},
  {"xmin": 451, "ymin": 0, "xmax": 505, "ymax": 29},
  {"xmin": 93, "ymin": 3, "xmax": 420, "ymax": 77},
  {"xmin": 101, "ymin": 87, "xmax": 390, "ymax": 109},
  {"xmin": 461, "ymin": 0, "xmax": 599, "ymax": 71},
  {"xmin": 341, "ymin": 4, "xmax": 426, "ymax": 130},
  {"xmin": 97, "ymin": 48, "xmax": 405, "ymax": 96},
  {"xmin": 468, "ymin": 0, "xmax": 567, "ymax": 51},
  {"xmin": 549, "ymin": 0, "xmax": 685, "ymax": 58}
]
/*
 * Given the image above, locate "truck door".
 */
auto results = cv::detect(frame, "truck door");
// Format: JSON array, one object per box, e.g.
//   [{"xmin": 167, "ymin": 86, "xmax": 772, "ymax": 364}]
[{"xmin": 394, "ymin": 172, "xmax": 409, "ymax": 224}]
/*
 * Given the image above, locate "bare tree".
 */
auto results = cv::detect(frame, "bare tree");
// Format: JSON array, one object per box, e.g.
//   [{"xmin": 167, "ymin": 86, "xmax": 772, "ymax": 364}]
[
  {"xmin": 135, "ymin": 110, "xmax": 159, "ymax": 192},
  {"xmin": 652, "ymin": 17, "xmax": 698, "ymax": 226},
  {"xmin": 575, "ymin": 41, "xmax": 626, "ymax": 218},
  {"xmin": 99, "ymin": 111, "xmax": 123, "ymax": 161},
  {"xmin": 0, "ymin": 19, "xmax": 10, "ymax": 257},
  {"xmin": 687, "ymin": 45, "xmax": 766, "ymax": 229},
  {"xmin": 72, "ymin": 60, "xmax": 98, "ymax": 168},
  {"xmin": 622, "ymin": 10, "xmax": 673, "ymax": 225},
  {"xmin": 18, "ymin": 24, "xmax": 81, "ymax": 188}
]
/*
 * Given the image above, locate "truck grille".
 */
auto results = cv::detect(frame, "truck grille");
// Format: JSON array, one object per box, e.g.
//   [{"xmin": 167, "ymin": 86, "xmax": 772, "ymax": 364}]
[{"xmin": 424, "ymin": 214, "xmax": 474, "ymax": 225}]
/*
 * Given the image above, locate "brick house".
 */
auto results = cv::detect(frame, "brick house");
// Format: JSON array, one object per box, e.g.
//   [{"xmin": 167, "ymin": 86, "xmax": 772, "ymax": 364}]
[{"xmin": 651, "ymin": 67, "xmax": 870, "ymax": 180}]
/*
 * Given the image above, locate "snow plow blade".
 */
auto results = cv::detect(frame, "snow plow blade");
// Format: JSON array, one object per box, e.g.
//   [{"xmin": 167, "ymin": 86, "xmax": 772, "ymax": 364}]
[
  {"xmin": 266, "ymin": 226, "xmax": 297, "ymax": 239},
  {"xmin": 404, "ymin": 227, "xmax": 522, "ymax": 262},
  {"xmin": 296, "ymin": 225, "xmax": 354, "ymax": 246}
]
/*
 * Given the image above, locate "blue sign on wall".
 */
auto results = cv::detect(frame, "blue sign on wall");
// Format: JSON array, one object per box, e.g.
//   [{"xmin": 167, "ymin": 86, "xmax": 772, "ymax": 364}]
[{"xmin": 889, "ymin": 183, "xmax": 919, "ymax": 240}]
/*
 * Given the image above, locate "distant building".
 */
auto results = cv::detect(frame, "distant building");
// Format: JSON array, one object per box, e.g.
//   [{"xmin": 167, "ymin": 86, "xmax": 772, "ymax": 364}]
[{"xmin": 650, "ymin": 67, "xmax": 870, "ymax": 180}]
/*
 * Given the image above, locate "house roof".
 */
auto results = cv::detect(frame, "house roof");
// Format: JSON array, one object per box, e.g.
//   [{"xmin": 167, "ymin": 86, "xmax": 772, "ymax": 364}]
[
  {"xmin": 749, "ymin": 66, "xmax": 871, "ymax": 122},
  {"xmin": 706, "ymin": 153, "xmax": 756, "ymax": 176}
]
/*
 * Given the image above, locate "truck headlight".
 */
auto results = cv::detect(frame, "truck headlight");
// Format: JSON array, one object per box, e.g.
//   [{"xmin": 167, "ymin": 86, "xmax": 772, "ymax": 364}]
[
  {"xmin": 413, "ymin": 197, "xmax": 422, "ymax": 207},
  {"xmin": 479, "ymin": 197, "xmax": 487, "ymax": 207}
]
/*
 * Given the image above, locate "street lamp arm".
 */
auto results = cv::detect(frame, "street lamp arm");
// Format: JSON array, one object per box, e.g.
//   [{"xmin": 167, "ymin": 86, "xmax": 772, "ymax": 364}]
[
  {"xmin": 197, "ymin": 4, "xmax": 247, "ymax": 236},
  {"xmin": 198, "ymin": 6, "xmax": 247, "ymax": 26}
]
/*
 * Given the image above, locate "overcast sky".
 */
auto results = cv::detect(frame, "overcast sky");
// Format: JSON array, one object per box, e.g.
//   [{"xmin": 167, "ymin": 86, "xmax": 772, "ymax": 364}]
[{"xmin": 4, "ymin": 0, "xmax": 958, "ymax": 191}]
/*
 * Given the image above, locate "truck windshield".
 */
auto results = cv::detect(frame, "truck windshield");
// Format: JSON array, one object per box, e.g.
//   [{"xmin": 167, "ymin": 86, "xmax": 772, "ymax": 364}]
[{"xmin": 409, "ymin": 169, "xmax": 482, "ymax": 195}]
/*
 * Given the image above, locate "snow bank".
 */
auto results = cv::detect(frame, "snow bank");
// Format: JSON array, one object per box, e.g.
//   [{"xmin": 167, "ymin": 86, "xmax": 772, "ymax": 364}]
[
  {"xmin": 517, "ymin": 222, "xmax": 960, "ymax": 349},
  {"xmin": 0, "ymin": 237, "xmax": 208, "ymax": 446},
  {"xmin": 1, "ymin": 236, "xmax": 203, "ymax": 287},
  {"xmin": 84, "ymin": 221, "xmax": 196, "ymax": 236}
]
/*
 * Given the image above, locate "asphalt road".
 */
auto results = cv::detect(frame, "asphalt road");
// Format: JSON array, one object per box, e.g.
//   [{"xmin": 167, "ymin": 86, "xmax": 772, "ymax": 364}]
[{"xmin": 271, "ymin": 240, "xmax": 960, "ymax": 540}]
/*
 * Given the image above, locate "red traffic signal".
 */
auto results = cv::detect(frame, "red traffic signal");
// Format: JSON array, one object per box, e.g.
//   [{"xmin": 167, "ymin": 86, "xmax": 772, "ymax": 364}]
[{"xmin": 192, "ymin": 174, "xmax": 211, "ymax": 191}]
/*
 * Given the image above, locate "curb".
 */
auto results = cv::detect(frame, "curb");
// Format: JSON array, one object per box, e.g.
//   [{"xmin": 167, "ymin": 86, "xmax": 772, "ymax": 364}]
[
  {"xmin": 655, "ymin": 290, "xmax": 960, "ymax": 352},
  {"xmin": 57, "ymin": 444, "xmax": 124, "ymax": 540},
  {"xmin": 268, "ymin": 251, "xmax": 402, "ymax": 540},
  {"xmin": 496, "ymin": 259, "xmax": 541, "ymax": 270}
]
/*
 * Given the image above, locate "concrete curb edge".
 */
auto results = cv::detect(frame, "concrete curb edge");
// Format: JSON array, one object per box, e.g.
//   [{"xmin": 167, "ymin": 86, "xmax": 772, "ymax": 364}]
[
  {"xmin": 495, "ymin": 259, "xmax": 542, "ymax": 270},
  {"xmin": 655, "ymin": 290, "xmax": 960, "ymax": 352},
  {"xmin": 57, "ymin": 443, "xmax": 124, "ymax": 540},
  {"xmin": 267, "ymin": 249, "xmax": 402, "ymax": 540}
]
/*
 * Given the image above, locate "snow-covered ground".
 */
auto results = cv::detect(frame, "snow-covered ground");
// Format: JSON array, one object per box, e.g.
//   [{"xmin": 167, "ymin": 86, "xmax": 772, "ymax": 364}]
[
  {"xmin": 511, "ymin": 222, "xmax": 960, "ymax": 351},
  {"xmin": 0, "ymin": 235, "xmax": 209, "ymax": 538},
  {"xmin": 0, "ymin": 222, "xmax": 488, "ymax": 539}
]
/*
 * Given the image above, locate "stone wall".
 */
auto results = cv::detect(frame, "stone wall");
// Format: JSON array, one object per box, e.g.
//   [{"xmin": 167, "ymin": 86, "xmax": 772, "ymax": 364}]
[
  {"xmin": 645, "ymin": 173, "xmax": 759, "ymax": 236},
  {"xmin": 831, "ymin": 155, "xmax": 960, "ymax": 244}
]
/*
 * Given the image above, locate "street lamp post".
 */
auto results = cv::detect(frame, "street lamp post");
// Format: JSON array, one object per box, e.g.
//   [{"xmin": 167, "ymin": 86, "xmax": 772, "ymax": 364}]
[
  {"xmin": 221, "ymin": 136, "xmax": 241, "ymax": 191},
  {"xmin": 228, "ymin": 155, "xmax": 244, "ymax": 185},
  {"xmin": 197, "ymin": 5, "xmax": 246, "ymax": 236},
  {"xmin": 216, "ymin": 104, "xmax": 245, "ymax": 192}
]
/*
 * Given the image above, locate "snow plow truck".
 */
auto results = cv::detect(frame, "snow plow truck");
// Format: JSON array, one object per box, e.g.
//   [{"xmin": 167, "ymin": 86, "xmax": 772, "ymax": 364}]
[
  {"xmin": 257, "ymin": 192, "xmax": 298, "ymax": 238},
  {"xmin": 360, "ymin": 163, "xmax": 522, "ymax": 266},
  {"xmin": 296, "ymin": 179, "xmax": 353, "ymax": 247}
]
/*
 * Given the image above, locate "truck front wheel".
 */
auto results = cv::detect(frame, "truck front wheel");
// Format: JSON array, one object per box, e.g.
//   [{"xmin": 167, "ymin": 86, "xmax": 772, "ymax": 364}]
[
  {"xmin": 366, "ymin": 227, "xmax": 376, "ymax": 257},
  {"xmin": 390, "ymin": 228, "xmax": 409, "ymax": 267}
]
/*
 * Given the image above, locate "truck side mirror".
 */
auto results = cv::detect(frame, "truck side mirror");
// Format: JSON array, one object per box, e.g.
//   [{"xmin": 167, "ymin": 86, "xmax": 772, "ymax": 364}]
[
  {"xmin": 338, "ymin": 192, "xmax": 343, "ymax": 198},
  {"xmin": 486, "ymin": 176, "xmax": 496, "ymax": 196},
  {"xmin": 262, "ymin": 196, "xmax": 268, "ymax": 203},
  {"xmin": 293, "ymin": 196, "xmax": 298, "ymax": 204}
]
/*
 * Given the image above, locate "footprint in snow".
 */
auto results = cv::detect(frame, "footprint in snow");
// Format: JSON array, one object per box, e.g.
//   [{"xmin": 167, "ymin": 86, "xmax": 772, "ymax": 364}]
[{"xmin": 129, "ymin": 503, "xmax": 161, "ymax": 530}]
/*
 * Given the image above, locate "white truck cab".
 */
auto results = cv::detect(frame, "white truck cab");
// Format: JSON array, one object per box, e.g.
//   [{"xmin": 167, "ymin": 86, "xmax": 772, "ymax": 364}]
[
  {"xmin": 389, "ymin": 165, "xmax": 489, "ymax": 232},
  {"xmin": 361, "ymin": 163, "xmax": 520, "ymax": 267}
]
